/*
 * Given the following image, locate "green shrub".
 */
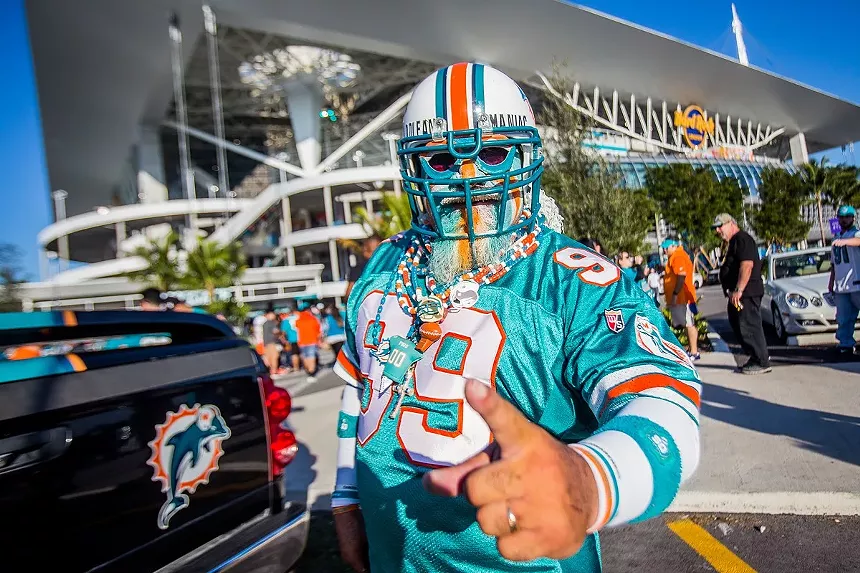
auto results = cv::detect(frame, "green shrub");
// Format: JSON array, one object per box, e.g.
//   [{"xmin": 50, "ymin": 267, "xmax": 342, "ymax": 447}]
[{"xmin": 661, "ymin": 307, "xmax": 712, "ymax": 351}]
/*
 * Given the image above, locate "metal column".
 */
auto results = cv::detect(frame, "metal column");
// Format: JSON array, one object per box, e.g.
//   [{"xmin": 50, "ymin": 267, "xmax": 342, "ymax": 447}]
[
  {"xmin": 384, "ymin": 133, "xmax": 401, "ymax": 195},
  {"xmin": 168, "ymin": 13, "xmax": 197, "ymax": 230},
  {"xmin": 52, "ymin": 190, "xmax": 69, "ymax": 272},
  {"xmin": 279, "ymin": 169, "xmax": 295, "ymax": 266},
  {"xmin": 324, "ymin": 186, "xmax": 340, "ymax": 281},
  {"xmin": 115, "ymin": 221, "xmax": 127, "ymax": 258},
  {"xmin": 203, "ymin": 5, "xmax": 230, "ymax": 201}
]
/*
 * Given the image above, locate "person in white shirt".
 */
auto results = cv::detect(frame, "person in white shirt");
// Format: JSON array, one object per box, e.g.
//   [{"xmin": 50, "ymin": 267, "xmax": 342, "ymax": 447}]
[
  {"xmin": 647, "ymin": 264, "xmax": 664, "ymax": 307},
  {"xmin": 829, "ymin": 205, "xmax": 860, "ymax": 357}
]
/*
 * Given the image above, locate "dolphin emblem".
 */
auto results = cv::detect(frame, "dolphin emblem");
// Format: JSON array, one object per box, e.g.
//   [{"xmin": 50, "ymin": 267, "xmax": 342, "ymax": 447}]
[{"xmin": 148, "ymin": 404, "xmax": 231, "ymax": 530}]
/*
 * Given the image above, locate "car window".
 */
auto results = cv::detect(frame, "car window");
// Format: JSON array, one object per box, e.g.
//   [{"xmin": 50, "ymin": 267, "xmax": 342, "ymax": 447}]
[
  {"xmin": 1, "ymin": 333, "xmax": 172, "ymax": 362},
  {"xmin": 773, "ymin": 252, "xmax": 831, "ymax": 279}
]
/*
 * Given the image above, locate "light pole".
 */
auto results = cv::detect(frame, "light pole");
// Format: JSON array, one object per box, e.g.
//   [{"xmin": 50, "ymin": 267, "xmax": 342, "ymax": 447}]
[
  {"xmin": 52, "ymin": 190, "xmax": 70, "ymax": 272},
  {"xmin": 382, "ymin": 132, "xmax": 401, "ymax": 195},
  {"xmin": 203, "ymin": 4, "xmax": 230, "ymax": 199}
]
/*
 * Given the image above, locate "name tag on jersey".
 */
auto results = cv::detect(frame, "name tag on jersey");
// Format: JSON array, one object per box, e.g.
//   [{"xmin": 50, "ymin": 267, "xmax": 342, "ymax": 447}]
[{"xmin": 382, "ymin": 335, "xmax": 423, "ymax": 385}]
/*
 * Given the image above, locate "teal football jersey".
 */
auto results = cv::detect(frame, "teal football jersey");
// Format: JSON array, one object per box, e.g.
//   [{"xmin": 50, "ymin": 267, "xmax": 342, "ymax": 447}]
[{"xmin": 333, "ymin": 228, "xmax": 702, "ymax": 573}]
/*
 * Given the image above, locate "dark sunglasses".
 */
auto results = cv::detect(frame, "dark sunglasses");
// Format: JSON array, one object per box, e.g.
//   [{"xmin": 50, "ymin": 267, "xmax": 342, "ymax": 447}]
[{"xmin": 425, "ymin": 147, "xmax": 511, "ymax": 173}]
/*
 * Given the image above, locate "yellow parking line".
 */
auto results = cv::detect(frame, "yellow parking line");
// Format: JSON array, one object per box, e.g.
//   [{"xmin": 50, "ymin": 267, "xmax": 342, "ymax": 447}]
[{"xmin": 668, "ymin": 518, "xmax": 758, "ymax": 573}]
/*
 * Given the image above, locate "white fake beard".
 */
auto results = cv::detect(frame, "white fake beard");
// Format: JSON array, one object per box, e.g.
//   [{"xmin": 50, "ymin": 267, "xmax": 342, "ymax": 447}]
[{"xmin": 428, "ymin": 197, "xmax": 519, "ymax": 285}]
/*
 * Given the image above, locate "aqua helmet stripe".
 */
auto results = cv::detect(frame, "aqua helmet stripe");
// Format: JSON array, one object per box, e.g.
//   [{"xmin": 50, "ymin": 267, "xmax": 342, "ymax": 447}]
[
  {"xmin": 472, "ymin": 63, "xmax": 485, "ymax": 113},
  {"xmin": 435, "ymin": 67, "xmax": 447, "ymax": 126}
]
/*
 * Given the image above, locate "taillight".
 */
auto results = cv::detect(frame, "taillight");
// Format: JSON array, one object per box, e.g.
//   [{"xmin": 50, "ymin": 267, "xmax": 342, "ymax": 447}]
[
  {"xmin": 271, "ymin": 430, "xmax": 298, "ymax": 466},
  {"xmin": 266, "ymin": 384, "xmax": 292, "ymax": 423},
  {"xmin": 258, "ymin": 373, "xmax": 299, "ymax": 477}
]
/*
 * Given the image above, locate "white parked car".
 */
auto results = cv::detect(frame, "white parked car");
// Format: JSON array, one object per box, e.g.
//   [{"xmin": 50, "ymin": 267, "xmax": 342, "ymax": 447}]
[
  {"xmin": 760, "ymin": 248, "xmax": 841, "ymax": 342},
  {"xmin": 693, "ymin": 271, "xmax": 703, "ymax": 289}
]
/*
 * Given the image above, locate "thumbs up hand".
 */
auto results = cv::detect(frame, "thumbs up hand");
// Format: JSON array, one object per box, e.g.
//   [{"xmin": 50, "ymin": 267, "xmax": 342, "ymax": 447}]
[{"xmin": 423, "ymin": 379, "xmax": 600, "ymax": 562}]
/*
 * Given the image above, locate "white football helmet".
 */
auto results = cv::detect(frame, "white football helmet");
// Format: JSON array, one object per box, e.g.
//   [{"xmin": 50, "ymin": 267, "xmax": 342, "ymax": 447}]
[{"xmin": 397, "ymin": 63, "xmax": 544, "ymax": 241}]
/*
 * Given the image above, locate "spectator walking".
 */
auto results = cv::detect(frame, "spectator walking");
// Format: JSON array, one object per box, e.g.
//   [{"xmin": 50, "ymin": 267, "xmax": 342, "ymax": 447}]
[
  {"xmin": 661, "ymin": 239, "xmax": 700, "ymax": 360},
  {"xmin": 344, "ymin": 234, "xmax": 382, "ymax": 301},
  {"xmin": 295, "ymin": 300, "xmax": 322, "ymax": 382},
  {"xmin": 280, "ymin": 307, "xmax": 300, "ymax": 373},
  {"xmin": 713, "ymin": 213, "xmax": 771, "ymax": 374},
  {"xmin": 829, "ymin": 205, "xmax": 860, "ymax": 358},
  {"xmin": 647, "ymin": 263, "xmax": 663, "ymax": 306},
  {"xmin": 323, "ymin": 305, "xmax": 347, "ymax": 363},
  {"xmin": 252, "ymin": 312, "xmax": 267, "ymax": 357},
  {"xmin": 261, "ymin": 307, "xmax": 282, "ymax": 376}
]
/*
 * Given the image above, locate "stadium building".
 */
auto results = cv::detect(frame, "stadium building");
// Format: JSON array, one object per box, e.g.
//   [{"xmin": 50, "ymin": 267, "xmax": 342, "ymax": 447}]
[{"xmin": 21, "ymin": 0, "xmax": 860, "ymax": 311}]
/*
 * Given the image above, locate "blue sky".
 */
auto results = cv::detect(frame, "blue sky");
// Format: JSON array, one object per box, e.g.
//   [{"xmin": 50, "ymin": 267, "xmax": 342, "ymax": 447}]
[{"xmin": 0, "ymin": 0, "xmax": 858, "ymax": 279}]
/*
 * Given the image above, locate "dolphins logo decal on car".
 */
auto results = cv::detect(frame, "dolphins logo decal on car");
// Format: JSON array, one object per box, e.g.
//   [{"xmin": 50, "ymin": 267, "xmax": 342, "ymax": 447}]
[{"xmin": 147, "ymin": 403, "xmax": 231, "ymax": 529}]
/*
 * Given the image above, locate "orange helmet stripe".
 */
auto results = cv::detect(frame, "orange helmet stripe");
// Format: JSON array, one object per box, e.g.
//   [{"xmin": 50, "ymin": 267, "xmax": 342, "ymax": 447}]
[{"xmin": 448, "ymin": 62, "xmax": 470, "ymax": 131}]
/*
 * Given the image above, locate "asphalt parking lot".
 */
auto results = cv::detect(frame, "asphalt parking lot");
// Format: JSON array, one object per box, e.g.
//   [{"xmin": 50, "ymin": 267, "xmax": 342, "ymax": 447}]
[
  {"xmin": 281, "ymin": 288, "xmax": 860, "ymax": 573},
  {"xmin": 291, "ymin": 510, "xmax": 860, "ymax": 572}
]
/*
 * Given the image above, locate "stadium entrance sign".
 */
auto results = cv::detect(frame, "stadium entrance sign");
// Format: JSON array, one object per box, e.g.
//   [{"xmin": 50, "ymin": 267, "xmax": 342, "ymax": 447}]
[{"xmin": 674, "ymin": 105, "xmax": 715, "ymax": 149}]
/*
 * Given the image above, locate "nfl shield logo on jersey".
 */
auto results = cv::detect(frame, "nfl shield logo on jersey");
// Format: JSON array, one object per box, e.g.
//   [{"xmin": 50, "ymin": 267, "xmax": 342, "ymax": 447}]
[{"xmin": 604, "ymin": 309, "xmax": 625, "ymax": 333}]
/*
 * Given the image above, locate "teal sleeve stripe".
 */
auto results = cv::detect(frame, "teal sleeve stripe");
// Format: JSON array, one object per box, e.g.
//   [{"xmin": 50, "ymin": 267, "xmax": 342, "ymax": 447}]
[
  {"xmin": 597, "ymin": 415, "xmax": 682, "ymax": 524},
  {"xmin": 578, "ymin": 442, "xmax": 620, "ymax": 525},
  {"xmin": 337, "ymin": 412, "xmax": 359, "ymax": 439},
  {"xmin": 332, "ymin": 488, "xmax": 360, "ymax": 499}
]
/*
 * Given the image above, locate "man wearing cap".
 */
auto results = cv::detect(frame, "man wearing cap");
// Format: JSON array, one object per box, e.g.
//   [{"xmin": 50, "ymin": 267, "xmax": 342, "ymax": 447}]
[
  {"xmin": 829, "ymin": 205, "xmax": 860, "ymax": 357},
  {"xmin": 713, "ymin": 213, "xmax": 771, "ymax": 374},
  {"xmin": 662, "ymin": 239, "xmax": 700, "ymax": 360}
]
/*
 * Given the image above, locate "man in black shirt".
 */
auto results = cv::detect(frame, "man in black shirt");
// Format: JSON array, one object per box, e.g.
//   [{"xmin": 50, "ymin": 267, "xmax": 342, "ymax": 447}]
[{"xmin": 713, "ymin": 213, "xmax": 771, "ymax": 374}]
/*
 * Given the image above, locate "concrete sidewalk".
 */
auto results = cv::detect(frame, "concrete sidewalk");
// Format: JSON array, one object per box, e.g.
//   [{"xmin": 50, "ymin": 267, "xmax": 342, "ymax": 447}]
[
  {"xmin": 282, "ymin": 346, "xmax": 860, "ymax": 515},
  {"xmin": 672, "ymin": 344, "xmax": 860, "ymax": 514}
]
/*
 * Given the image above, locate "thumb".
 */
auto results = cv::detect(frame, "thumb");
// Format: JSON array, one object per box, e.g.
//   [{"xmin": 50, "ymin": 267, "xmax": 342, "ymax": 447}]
[{"xmin": 464, "ymin": 378, "xmax": 533, "ymax": 453}]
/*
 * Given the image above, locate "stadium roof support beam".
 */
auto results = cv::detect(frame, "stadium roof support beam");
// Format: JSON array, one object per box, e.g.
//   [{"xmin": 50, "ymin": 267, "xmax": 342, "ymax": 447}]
[
  {"xmin": 163, "ymin": 120, "xmax": 306, "ymax": 177},
  {"xmin": 534, "ymin": 71, "xmax": 784, "ymax": 154},
  {"xmin": 312, "ymin": 90, "xmax": 413, "ymax": 175}
]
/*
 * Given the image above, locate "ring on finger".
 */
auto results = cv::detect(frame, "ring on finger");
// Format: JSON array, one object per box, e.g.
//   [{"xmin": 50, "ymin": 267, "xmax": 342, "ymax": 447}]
[{"xmin": 507, "ymin": 506, "xmax": 518, "ymax": 534}]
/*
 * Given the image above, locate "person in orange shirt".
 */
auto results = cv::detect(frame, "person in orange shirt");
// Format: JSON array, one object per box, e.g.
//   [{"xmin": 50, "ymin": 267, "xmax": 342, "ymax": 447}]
[
  {"xmin": 662, "ymin": 239, "xmax": 699, "ymax": 360},
  {"xmin": 295, "ymin": 300, "xmax": 322, "ymax": 382}
]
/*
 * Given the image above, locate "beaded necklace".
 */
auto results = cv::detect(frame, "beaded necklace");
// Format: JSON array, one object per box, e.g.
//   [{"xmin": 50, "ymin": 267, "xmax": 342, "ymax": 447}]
[{"xmin": 369, "ymin": 210, "xmax": 542, "ymax": 348}]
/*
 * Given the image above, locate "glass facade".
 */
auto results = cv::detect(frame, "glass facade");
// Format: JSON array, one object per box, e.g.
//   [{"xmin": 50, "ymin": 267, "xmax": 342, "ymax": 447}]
[{"xmin": 607, "ymin": 155, "xmax": 796, "ymax": 196}]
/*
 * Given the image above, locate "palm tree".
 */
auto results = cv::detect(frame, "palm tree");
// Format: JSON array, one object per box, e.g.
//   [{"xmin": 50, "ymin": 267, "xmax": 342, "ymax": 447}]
[
  {"xmin": 339, "ymin": 192, "xmax": 412, "ymax": 254},
  {"xmin": 798, "ymin": 158, "xmax": 859, "ymax": 245},
  {"xmin": 826, "ymin": 165, "xmax": 860, "ymax": 212},
  {"xmin": 126, "ymin": 230, "xmax": 183, "ymax": 291},
  {"xmin": 180, "ymin": 238, "xmax": 248, "ymax": 304}
]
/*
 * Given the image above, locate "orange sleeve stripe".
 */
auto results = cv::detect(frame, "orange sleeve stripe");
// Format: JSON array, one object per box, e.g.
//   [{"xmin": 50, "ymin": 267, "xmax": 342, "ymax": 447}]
[
  {"xmin": 574, "ymin": 445, "xmax": 613, "ymax": 529},
  {"xmin": 62, "ymin": 311, "xmax": 78, "ymax": 327},
  {"xmin": 604, "ymin": 373, "xmax": 700, "ymax": 410},
  {"xmin": 337, "ymin": 349, "xmax": 361, "ymax": 381},
  {"xmin": 449, "ymin": 62, "xmax": 469, "ymax": 130}
]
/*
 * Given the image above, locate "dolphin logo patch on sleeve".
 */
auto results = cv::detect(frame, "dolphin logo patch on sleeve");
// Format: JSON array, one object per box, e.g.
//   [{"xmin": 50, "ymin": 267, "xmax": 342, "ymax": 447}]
[
  {"xmin": 147, "ymin": 403, "xmax": 232, "ymax": 529},
  {"xmin": 633, "ymin": 314, "xmax": 699, "ymax": 376}
]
